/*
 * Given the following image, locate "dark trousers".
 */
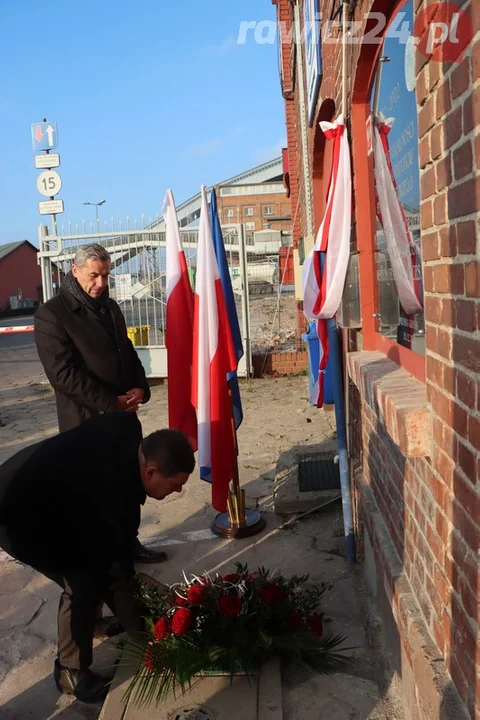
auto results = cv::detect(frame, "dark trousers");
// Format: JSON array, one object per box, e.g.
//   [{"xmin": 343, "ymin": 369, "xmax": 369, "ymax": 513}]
[{"xmin": 43, "ymin": 565, "xmax": 144, "ymax": 670}]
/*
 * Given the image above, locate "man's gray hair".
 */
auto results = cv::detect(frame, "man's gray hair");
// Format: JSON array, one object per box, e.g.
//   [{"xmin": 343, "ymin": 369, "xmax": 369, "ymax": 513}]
[{"xmin": 73, "ymin": 244, "xmax": 111, "ymax": 267}]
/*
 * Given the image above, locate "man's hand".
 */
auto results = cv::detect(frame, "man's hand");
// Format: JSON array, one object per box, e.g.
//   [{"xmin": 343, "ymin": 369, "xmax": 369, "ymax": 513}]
[
  {"xmin": 117, "ymin": 394, "xmax": 139, "ymax": 413},
  {"xmin": 126, "ymin": 388, "xmax": 144, "ymax": 408}
]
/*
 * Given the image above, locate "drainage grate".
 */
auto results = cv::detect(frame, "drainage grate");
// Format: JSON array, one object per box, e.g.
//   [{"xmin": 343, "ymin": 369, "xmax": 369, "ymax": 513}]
[
  {"xmin": 298, "ymin": 455, "xmax": 340, "ymax": 492},
  {"xmin": 169, "ymin": 706, "xmax": 216, "ymax": 720}
]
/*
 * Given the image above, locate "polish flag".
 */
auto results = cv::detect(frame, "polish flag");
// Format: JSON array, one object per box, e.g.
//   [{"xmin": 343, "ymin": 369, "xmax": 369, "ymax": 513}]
[
  {"xmin": 192, "ymin": 186, "xmax": 238, "ymax": 512},
  {"xmin": 302, "ymin": 115, "xmax": 352, "ymax": 408},
  {"xmin": 164, "ymin": 189, "xmax": 198, "ymax": 450}
]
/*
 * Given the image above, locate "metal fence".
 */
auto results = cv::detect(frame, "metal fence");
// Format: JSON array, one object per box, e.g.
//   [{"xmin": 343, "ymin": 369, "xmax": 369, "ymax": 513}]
[
  {"xmin": 38, "ymin": 221, "xmax": 297, "ymax": 375},
  {"xmin": 38, "ymin": 223, "xmax": 252, "ymax": 376}
]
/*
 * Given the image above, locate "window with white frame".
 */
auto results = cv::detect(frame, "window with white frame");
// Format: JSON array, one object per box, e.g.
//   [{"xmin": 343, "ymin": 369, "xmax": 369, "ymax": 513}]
[
  {"xmin": 264, "ymin": 206, "xmax": 273, "ymax": 216},
  {"xmin": 225, "ymin": 209, "xmax": 234, "ymax": 219},
  {"xmin": 245, "ymin": 207, "xmax": 254, "ymax": 216},
  {"xmin": 245, "ymin": 222, "xmax": 255, "ymax": 231}
]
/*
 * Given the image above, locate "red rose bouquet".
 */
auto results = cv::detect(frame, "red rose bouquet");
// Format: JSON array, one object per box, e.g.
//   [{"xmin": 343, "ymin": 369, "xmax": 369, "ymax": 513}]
[{"xmin": 123, "ymin": 563, "xmax": 349, "ymax": 707}]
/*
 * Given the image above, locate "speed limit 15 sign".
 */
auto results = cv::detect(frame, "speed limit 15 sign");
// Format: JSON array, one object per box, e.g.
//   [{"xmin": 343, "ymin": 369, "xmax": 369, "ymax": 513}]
[{"xmin": 37, "ymin": 170, "xmax": 62, "ymax": 197}]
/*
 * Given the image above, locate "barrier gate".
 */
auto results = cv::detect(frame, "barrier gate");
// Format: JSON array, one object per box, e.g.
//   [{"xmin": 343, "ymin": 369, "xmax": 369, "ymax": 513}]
[{"xmin": 37, "ymin": 223, "xmax": 252, "ymax": 378}]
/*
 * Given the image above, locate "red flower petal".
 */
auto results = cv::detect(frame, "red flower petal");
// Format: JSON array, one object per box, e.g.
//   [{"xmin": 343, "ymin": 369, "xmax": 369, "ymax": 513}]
[
  {"xmin": 171, "ymin": 607, "xmax": 194, "ymax": 635},
  {"xmin": 218, "ymin": 595, "xmax": 243, "ymax": 616}
]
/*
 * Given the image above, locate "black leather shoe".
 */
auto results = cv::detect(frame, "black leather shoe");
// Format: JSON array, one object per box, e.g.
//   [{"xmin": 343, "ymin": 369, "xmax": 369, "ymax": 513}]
[
  {"xmin": 94, "ymin": 615, "xmax": 125, "ymax": 639},
  {"xmin": 54, "ymin": 660, "xmax": 110, "ymax": 704},
  {"xmin": 134, "ymin": 539, "xmax": 167, "ymax": 564}
]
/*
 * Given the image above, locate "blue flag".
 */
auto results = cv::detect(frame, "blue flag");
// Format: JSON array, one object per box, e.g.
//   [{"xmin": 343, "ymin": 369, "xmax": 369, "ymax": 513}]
[{"xmin": 209, "ymin": 188, "xmax": 244, "ymax": 429}]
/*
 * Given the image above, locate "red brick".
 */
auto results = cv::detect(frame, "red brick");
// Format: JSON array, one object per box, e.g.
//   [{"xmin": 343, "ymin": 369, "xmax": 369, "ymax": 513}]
[
  {"xmin": 416, "ymin": 67, "xmax": 429, "ymax": 105},
  {"xmin": 459, "ymin": 581, "xmax": 477, "ymax": 624},
  {"xmin": 444, "ymin": 103, "xmax": 462, "ymax": 148},
  {"xmin": 463, "ymin": 85, "xmax": 480, "ymax": 135},
  {"xmin": 431, "ymin": 125, "xmax": 443, "ymax": 159},
  {"xmin": 441, "ymin": 298, "xmax": 455, "ymax": 326},
  {"xmin": 424, "ymin": 295, "xmax": 441, "ymax": 323},
  {"xmin": 439, "ymin": 226, "xmax": 456, "ymax": 258},
  {"xmin": 458, "ymin": 444, "xmax": 477, "ymax": 485},
  {"xmin": 473, "ymin": 37, "xmax": 480, "ymax": 82},
  {"xmin": 443, "ymin": 364, "xmax": 455, "ymax": 394},
  {"xmin": 421, "ymin": 199, "xmax": 434, "ymax": 230},
  {"xmin": 456, "ymin": 220, "xmax": 477, "ymax": 255},
  {"xmin": 432, "ymin": 263, "xmax": 464, "ymax": 294},
  {"xmin": 451, "ymin": 57, "xmax": 471, "ymax": 100},
  {"xmin": 435, "ymin": 509, "xmax": 450, "ymax": 546},
  {"xmin": 436, "ymin": 157, "xmax": 452, "ymax": 191},
  {"xmin": 465, "ymin": 261, "xmax": 480, "ymax": 297},
  {"xmin": 422, "ymin": 232, "xmax": 440, "ymax": 260},
  {"xmin": 426, "ymin": 355, "xmax": 443, "ymax": 386},
  {"xmin": 453, "ymin": 140, "xmax": 473, "ymax": 181},
  {"xmin": 433, "ymin": 446, "xmax": 455, "ymax": 488},
  {"xmin": 419, "ymin": 96, "xmax": 436, "ymax": 137},
  {"xmin": 456, "ymin": 371, "xmax": 476, "ymax": 407},
  {"xmin": 468, "ymin": 415, "xmax": 480, "ymax": 451},
  {"xmin": 425, "ymin": 323, "xmax": 438, "ymax": 353},
  {"xmin": 419, "ymin": 134, "xmax": 431, "ymax": 170},
  {"xmin": 453, "ymin": 470, "xmax": 479, "ymax": 522},
  {"xmin": 431, "ymin": 392, "xmax": 468, "ymax": 437},
  {"xmin": 433, "ymin": 193, "xmax": 447, "ymax": 225},
  {"xmin": 448, "ymin": 176, "xmax": 480, "ymax": 219},
  {"xmin": 421, "ymin": 166, "xmax": 436, "ymax": 198},
  {"xmin": 453, "ymin": 506, "xmax": 478, "ymax": 554},
  {"xmin": 455, "ymin": 298, "xmax": 477, "ymax": 332},
  {"xmin": 436, "ymin": 80, "xmax": 452, "ymax": 121},
  {"xmin": 436, "ymin": 328, "xmax": 453, "ymax": 360},
  {"xmin": 453, "ymin": 334, "xmax": 480, "ymax": 374}
]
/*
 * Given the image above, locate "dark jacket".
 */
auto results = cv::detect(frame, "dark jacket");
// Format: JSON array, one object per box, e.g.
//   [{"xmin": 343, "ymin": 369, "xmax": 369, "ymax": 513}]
[
  {"xmin": 34, "ymin": 285, "xmax": 151, "ymax": 432},
  {"xmin": 0, "ymin": 413, "xmax": 145, "ymax": 577}
]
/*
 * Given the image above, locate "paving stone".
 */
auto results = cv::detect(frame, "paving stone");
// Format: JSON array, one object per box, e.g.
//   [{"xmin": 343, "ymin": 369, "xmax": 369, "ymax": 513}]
[
  {"xmin": 1, "ymin": 562, "xmax": 35, "ymax": 593},
  {"xmin": 0, "ymin": 591, "xmax": 43, "ymax": 631},
  {"xmin": 0, "ymin": 630, "xmax": 48, "ymax": 668},
  {"xmin": 27, "ymin": 597, "xmax": 60, "ymax": 642},
  {"xmin": 282, "ymin": 671, "xmax": 381, "ymax": 720}
]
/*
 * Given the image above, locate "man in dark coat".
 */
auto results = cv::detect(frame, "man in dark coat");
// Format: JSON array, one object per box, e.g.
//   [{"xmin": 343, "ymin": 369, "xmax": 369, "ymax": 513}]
[
  {"xmin": 34, "ymin": 243, "xmax": 150, "ymax": 433},
  {"xmin": 0, "ymin": 413, "xmax": 195, "ymax": 704},
  {"xmin": 34, "ymin": 243, "xmax": 166, "ymax": 565}
]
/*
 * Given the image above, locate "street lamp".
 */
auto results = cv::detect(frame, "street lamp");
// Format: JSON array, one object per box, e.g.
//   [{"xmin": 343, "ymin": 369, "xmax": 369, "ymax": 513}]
[{"xmin": 83, "ymin": 199, "xmax": 106, "ymax": 231}]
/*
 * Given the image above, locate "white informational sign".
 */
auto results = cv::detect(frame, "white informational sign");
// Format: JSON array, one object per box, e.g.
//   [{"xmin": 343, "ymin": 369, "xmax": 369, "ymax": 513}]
[
  {"xmin": 37, "ymin": 170, "xmax": 62, "ymax": 197},
  {"xmin": 34, "ymin": 153, "xmax": 60, "ymax": 169},
  {"xmin": 115, "ymin": 275, "xmax": 149, "ymax": 302},
  {"xmin": 38, "ymin": 199, "xmax": 64, "ymax": 215},
  {"xmin": 304, "ymin": 0, "xmax": 322, "ymax": 126},
  {"xmin": 115, "ymin": 274, "xmax": 134, "ymax": 301}
]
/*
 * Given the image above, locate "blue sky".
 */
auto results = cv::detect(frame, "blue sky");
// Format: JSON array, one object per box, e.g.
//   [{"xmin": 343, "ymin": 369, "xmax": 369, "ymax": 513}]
[{"xmin": 0, "ymin": 0, "xmax": 285, "ymax": 246}]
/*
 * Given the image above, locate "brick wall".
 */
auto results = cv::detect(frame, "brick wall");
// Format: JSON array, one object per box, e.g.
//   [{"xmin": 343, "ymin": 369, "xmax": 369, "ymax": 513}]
[
  {"xmin": 417, "ymin": 2, "xmax": 480, "ymax": 712},
  {"xmin": 0, "ymin": 243, "xmax": 42, "ymax": 311},
  {"xmin": 252, "ymin": 350, "xmax": 308, "ymax": 377},
  {"xmin": 274, "ymin": 0, "xmax": 480, "ymax": 716}
]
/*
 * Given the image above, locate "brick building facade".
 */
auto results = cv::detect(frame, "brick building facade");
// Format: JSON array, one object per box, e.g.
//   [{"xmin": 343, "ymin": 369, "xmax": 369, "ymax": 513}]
[
  {"xmin": 273, "ymin": 0, "xmax": 479, "ymax": 717},
  {"xmin": 217, "ymin": 182, "xmax": 292, "ymax": 236},
  {"xmin": 0, "ymin": 241, "xmax": 42, "ymax": 312}
]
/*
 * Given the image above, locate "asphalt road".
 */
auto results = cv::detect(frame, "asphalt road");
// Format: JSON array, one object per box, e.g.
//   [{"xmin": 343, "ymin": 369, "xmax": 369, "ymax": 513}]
[{"xmin": 0, "ymin": 316, "xmax": 36, "ymax": 350}]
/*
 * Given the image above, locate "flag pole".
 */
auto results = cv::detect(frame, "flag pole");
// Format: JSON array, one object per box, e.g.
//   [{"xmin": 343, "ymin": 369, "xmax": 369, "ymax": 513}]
[{"xmin": 210, "ymin": 383, "xmax": 266, "ymax": 539}]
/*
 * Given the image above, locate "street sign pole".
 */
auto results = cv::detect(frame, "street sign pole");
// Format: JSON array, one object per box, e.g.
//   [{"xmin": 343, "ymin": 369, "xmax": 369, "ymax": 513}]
[
  {"xmin": 32, "ymin": 117, "xmax": 63, "ymax": 238},
  {"xmin": 32, "ymin": 117, "xmax": 63, "ymax": 302}
]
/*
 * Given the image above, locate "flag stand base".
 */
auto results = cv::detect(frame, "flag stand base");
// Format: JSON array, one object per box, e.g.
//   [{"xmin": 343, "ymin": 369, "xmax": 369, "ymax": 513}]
[{"xmin": 211, "ymin": 509, "xmax": 266, "ymax": 539}]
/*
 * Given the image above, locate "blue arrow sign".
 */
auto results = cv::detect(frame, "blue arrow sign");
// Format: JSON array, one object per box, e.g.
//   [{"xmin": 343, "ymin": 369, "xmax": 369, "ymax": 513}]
[{"xmin": 31, "ymin": 121, "xmax": 59, "ymax": 151}]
